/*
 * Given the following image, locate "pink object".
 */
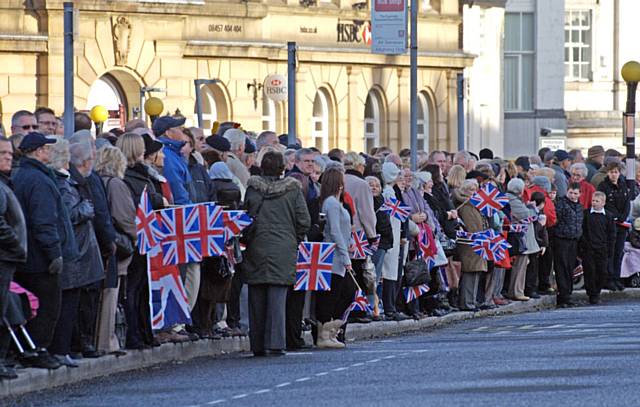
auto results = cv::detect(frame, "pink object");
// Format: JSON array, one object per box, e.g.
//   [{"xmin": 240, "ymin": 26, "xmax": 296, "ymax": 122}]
[{"xmin": 9, "ymin": 281, "xmax": 39, "ymax": 319}]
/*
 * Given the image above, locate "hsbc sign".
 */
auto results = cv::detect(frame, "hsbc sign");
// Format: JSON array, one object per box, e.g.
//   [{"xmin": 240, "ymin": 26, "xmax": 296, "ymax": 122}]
[
  {"xmin": 263, "ymin": 74, "xmax": 288, "ymax": 102},
  {"xmin": 336, "ymin": 20, "xmax": 372, "ymax": 45}
]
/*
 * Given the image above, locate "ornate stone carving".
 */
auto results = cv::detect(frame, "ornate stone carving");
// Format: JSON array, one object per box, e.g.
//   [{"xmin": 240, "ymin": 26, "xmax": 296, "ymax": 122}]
[{"xmin": 112, "ymin": 16, "xmax": 132, "ymax": 66}]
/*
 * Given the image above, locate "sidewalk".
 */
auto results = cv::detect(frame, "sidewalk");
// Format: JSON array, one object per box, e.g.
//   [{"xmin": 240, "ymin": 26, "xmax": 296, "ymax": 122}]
[{"xmin": 5, "ymin": 290, "xmax": 629, "ymax": 398}]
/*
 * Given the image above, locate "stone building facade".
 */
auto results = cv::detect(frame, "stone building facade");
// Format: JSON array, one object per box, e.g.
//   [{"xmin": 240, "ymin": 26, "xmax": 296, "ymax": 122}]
[{"xmin": 0, "ymin": 0, "xmax": 472, "ymax": 153}]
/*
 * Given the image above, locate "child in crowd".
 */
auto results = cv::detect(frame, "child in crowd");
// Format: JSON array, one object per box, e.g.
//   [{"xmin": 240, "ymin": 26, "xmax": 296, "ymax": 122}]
[
  {"xmin": 580, "ymin": 191, "xmax": 616, "ymax": 304},
  {"xmin": 524, "ymin": 191, "xmax": 548, "ymax": 299}
]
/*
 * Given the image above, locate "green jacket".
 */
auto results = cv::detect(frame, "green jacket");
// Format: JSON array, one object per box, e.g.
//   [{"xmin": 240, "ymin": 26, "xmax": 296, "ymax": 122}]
[{"xmin": 242, "ymin": 176, "xmax": 310, "ymax": 285}]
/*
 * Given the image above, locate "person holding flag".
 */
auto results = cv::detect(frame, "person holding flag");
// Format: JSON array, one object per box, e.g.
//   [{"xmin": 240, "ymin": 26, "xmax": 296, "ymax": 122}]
[
  {"xmin": 452, "ymin": 179, "xmax": 488, "ymax": 311},
  {"xmin": 315, "ymin": 168, "xmax": 355, "ymax": 349}
]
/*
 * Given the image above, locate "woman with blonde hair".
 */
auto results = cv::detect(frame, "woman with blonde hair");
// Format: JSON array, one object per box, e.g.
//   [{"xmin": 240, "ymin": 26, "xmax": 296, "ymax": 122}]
[
  {"xmin": 447, "ymin": 164, "xmax": 467, "ymax": 193},
  {"xmin": 95, "ymin": 145, "xmax": 135, "ymax": 355}
]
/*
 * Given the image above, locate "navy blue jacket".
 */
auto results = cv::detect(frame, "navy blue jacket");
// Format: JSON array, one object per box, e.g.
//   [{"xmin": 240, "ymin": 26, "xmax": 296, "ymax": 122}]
[{"xmin": 13, "ymin": 157, "xmax": 77, "ymax": 273}]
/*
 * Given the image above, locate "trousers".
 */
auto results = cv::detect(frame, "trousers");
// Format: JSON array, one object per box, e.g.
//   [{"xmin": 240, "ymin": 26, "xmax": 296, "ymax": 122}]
[
  {"xmin": 285, "ymin": 287, "xmax": 306, "ymax": 348},
  {"xmin": 459, "ymin": 272, "xmax": 480, "ymax": 310},
  {"xmin": 508, "ymin": 255, "xmax": 529, "ymax": 298},
  {"xmin": 315, "ymin": 273, "xmax": 357, "ymax": 323},
  {"xmin": 583, "ymin": 247, "xmax": 608, "ymax": 297},
  {"xmin": 248, "ymin": 284, "xmax": 287, "ymax": 353},
  {"xmin": 553, "ymin": 238, "xmax": 578, "ymax": 304},
  {"xmin": 0, "ymin": 263, "xmax": 15, "ymax": 363},
  {"xmin": 49, "ymin": 288, "xmax": 81, "ymax": 355},
  {"xmin": 14, "ymin": 272, "xmax": 61, "ymax": 349},
  {"xmin": 525, "ymin": 253, "xmax": 540, "ymax": 295}
]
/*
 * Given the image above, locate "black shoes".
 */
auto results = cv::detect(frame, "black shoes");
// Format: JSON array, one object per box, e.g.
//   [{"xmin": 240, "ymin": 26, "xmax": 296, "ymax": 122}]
[
  {"xmin": 588, "ymin": 295, "xmax": 600, "ymax": 305},
  {"xmin": 21, "ymin": 349, "xmax": 61, "ymax": 370}
]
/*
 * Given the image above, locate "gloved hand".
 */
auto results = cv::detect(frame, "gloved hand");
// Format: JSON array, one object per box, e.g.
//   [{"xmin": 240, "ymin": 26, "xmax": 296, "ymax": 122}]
[{"xmin": 48, "ymin": 257, "xmax": 63, "ymax": 275}]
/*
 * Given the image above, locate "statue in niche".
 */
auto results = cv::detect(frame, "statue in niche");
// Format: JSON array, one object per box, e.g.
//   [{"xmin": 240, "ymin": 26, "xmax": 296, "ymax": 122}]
[{"xmin": 113, "ymin": 16, "xmax": 132, "ymax": 66}]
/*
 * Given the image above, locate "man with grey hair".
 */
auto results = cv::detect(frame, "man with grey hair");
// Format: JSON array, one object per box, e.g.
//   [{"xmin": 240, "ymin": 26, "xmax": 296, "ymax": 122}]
[
  {"xmin": 11, "ymin": 110, "xmax": 38, "ymax": 136},
  {"xmin": 284, "ymin": 148, "xmax": 297, "ymax": 172},
  {"xmin": 256, "ymin": 131, "xmax": 278, "ymax": 151},
  {"xmin": 68, "ymin": 136, "xmax": 117, "ymax": 358},
  {"xmin": 453, "ymin": 150, "xmax": 476, "ymax": 172},
  {"xmin": 223, "ymin": 128, "xmax": 250, "ymax": 187}
]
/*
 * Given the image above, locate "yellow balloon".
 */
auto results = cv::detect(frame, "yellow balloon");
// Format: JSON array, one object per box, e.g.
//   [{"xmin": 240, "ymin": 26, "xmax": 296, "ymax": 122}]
[
  {"xmin": 144, "ymin": 97, "xmax": 164, "ymax": 116},
  {"xmin": 621, "ymin": 61, "xmax": 640, "ymax": 83},
  {"xmin": 89, "ymin": 105, "xmax": 109, "ymax": 123}
]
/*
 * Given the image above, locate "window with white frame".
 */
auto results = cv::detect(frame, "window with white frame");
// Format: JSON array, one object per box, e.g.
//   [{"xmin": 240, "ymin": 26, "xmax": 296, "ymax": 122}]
[
  {"xmin": 504, "ymin": 12, "xmax": 535, "ymax": 112},
  {"xmin": 196, "ymin": 86, "xmax": 217, "ymax": 135},
  {"xmin": 417, "ymin": 92, "xmax": 430, "ymax": 151},
  {"xmin": 564, "ymin": 10, "xmax": 592, "ymax": 81},
  {"xmin": 364, "ymin": 92, "xmax": 380, "ymax": 154},
  {"xmin": 262, "ymin": 92, "xmax": 276, "ymax": 132},
  {"xmin": 312, "ymin": 90, "xmax": 329, "ymax": 152}
]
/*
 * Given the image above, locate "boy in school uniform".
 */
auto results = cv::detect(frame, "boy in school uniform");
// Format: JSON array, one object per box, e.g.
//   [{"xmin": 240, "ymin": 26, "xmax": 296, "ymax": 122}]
[{"xmin": 580, "ymin": 191, "xmax": 616, "ymax": 304}]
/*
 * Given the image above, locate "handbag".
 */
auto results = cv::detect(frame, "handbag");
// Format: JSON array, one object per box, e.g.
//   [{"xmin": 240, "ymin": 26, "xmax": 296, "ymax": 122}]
[
  {"xmin": 403, "ymin": 259, "xmax": 431, "ymax": 287},
  {"xmin": 433, "ymin": 239, "xmax": 449, "ymax": 267},
  {"xmin": 114, "ymin": 230, "xmax": 134, "ymax": 260}
]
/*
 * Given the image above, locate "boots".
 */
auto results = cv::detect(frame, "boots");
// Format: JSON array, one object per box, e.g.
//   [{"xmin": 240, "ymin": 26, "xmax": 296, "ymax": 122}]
[
  {"xmin": 447, "ymin": 288, "xmax": 460, "ymax": 311},
  {"xmin": 316, "ymin": 320, "xmax": 345, "ymax": 349}
]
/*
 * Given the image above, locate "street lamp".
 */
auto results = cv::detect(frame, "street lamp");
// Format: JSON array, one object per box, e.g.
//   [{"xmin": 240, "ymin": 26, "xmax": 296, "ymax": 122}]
[
  {"xmin": 144, "ymin": 97, "xmax": 164, "ymax": 125},
  {"xmin": 621, "ymin": 61, "xmax": 640, "ymax": 182},
  {"xmin": 89, "ymin": 105, "xmax": 108, "ymax": 135}
]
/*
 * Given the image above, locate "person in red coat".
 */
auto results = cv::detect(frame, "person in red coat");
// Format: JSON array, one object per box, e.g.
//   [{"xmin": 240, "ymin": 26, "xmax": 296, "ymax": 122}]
[
  {"xmin": 570, "ymin": 163, "xmax": 595, "ymax": 210},
  {"xmin": 523, "ymin": 176, "xmax": 557, "ymax": 227}
]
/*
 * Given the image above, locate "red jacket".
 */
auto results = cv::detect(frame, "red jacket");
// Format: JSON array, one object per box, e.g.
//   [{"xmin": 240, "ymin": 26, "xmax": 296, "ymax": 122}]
[
  {"xmin": 522, "ymin": 185, "xmax": 556, "ymax": 227},
  {"xmin": 579, "ymin": 179, "xmax": 595, "ymax": 210}
]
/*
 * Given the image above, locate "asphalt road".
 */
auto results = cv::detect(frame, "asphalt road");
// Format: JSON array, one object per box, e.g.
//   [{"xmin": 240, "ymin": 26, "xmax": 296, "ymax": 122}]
[{"xmin": 10, "ymin": 299, "xmax": 640, "ymax": 407}]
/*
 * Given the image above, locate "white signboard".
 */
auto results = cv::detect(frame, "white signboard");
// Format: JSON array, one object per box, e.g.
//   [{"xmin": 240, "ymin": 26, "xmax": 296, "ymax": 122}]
[
  {"xmin": 263, "ymin": 74, "xmax": 287, "ymax": 102},
  {"xmin": 371, "ymin": 0, "xmax": 407, "ymax": 55},
  {"xmin": 539, "ymin": 136, "xmax": 567, "ymax": 151}
]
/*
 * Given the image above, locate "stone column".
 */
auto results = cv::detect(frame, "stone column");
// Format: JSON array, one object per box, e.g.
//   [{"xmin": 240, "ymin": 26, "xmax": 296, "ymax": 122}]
[
  {"xmin": 346, "ymin": 66, "xmax": 362, "ymax": 152},
  {"xmin": 395, "ymin": 67, "xmax": 409, "ymax": 151}
]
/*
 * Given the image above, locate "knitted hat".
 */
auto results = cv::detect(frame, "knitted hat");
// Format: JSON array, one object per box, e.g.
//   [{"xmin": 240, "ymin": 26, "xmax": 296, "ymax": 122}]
[
  {"xmin": 587, "ymin": 145, "xmax": 605, "ymax": 159},
  {"xmin": 381, "ymin": 162, "xmax": 401, "ymax": 185},
  {"xmin": 532, "ymin": 176, "xmax": 552, "ymax": 193}
]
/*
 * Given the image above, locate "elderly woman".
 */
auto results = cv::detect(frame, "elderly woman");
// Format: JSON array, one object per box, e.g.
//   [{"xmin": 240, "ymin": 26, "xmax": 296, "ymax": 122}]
[
  {"xmin": 48, "ymin": 139, "xmax": 102, "ymax": 367},
  {"xmin": 243, "ymin": 151, "xmax": 310, "ymax": 356},
  {"xmin": 95, "ymin": 145, "xmax": 135, "ymax": 356},
  {"xmin": 380, "ymin": 162, "xmax": 410, "ymax": 321},
  {"xmin": 506, "ymin": 178, "xmax": 540, "ymax": 301},
  {"xmin": 452, "ymin": 179, "xmax": 487, "ymax": 311},
  {"xmin": 570, "ymin": 162, "xmax": 595, "ymax": 209}
]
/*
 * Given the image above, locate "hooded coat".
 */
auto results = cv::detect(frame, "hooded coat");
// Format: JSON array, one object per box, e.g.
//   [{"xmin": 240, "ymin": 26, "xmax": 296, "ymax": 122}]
[{"xmin": 242, "ymin": 176, "xmax": 310, "ymax": 285}]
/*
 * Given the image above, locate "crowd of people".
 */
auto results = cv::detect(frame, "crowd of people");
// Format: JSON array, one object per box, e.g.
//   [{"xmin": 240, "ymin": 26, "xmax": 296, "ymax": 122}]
[{"xmin": 2, "ymin": 106, "xmax": 640, "ymax": 378}]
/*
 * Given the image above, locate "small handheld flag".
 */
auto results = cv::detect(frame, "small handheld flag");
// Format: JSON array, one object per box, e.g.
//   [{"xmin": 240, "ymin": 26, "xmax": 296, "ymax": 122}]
[
  {"xmin": 469, "ymin": 183, "xmax": 509, "ymax": 217},
  {"xmin": 404, "ymin": 284, "xmax": 430, "ymax": 303},
  {"xmin": 294, "ymin": 242, "xmax": 335, "ymax": 291}
]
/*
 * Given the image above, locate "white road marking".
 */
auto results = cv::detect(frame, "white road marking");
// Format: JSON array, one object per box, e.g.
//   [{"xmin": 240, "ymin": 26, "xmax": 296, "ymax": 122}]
[
  {"xmin": 254, "ymin": 389, "xmax": 271, "ymax": 394},
  {"xmin": 332, "ymin": 367, "xmax": 348, "ymax": 371},
  {"xmin": 205, "ymin": 400, "xmax": 226, "ymax": 405},
  {"xmin": 367, "ymin": 358, "xmax": 381, "ymax": 363},
  {"xmin": 315, "ymin": 372, "xmax": 329, "ymax": 376},
  {"xmin": 351, "ymin": 362, "xmax": 365, "ymax": 367},
  {"xmin": 472, "ymin": 326, "xmax": 489, "ymax": 332},
  {"xmin": 231, "ymin": 394, "xmax": 248, "ymax": 400},
  {"xmin": 518, "ymin": 324, "xmax": 536, "ymax": 330},
  {"xmin": 275, "ymin": 382, "xmax": 291, "ymax": 388},
  {"xmin": 295, "ymin": 377, "xmax": 311, "ymax": 382},
  {"xmin": 383, "ymin": 355, "xmax": 396, "ymax": 359}
]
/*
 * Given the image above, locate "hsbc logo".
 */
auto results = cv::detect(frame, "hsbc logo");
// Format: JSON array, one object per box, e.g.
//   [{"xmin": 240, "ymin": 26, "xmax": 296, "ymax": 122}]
[
  {"xmin": 270, "ymin": 79, "xmax": 282, "ymax": 86},
  {"xmin": 337, "ymin": 20, "xmax": 372, "ymax": 45}
]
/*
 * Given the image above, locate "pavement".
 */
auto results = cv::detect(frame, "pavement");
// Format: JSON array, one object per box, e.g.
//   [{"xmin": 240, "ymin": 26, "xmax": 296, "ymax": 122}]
[{"xmin": 4, "ymin": 289, "xmax": 640, "ymax": 404}]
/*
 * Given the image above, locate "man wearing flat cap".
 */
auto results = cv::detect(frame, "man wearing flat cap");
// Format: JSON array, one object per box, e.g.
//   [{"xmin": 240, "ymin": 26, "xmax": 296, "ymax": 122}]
[
  {"xmin": 12, "ymin": 132, "xmax": 79, "ymax": 369},
  {"xmin": 551, "ymin": 149, "xmax": 571, "ymax": 198},
  {"xmin": 585, "ymin": 145, "xmax": 605, "ymax": 182}
]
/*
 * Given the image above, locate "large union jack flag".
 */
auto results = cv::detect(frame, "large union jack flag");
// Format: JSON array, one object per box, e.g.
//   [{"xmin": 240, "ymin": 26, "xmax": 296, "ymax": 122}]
[
  {"xmin": 349, "ymin": 230, "xmax": 369, "ymax": 259},
  {"xmin": 201, "ymin": 203, "xmax": 226, "ymax": 257},
  {"xmin": 469, "ymin": 183, "xmax": 509, "ymax": 217},
  {"xmin": 294, "ymin": 242, "xmax": 335, "ymax": 291},
  {"xmin": 135, "ymin": 186, "xmax": 165, "ymax": 254},
  {"xmin": 341, "ymin": 288, "xmax": 373, "ymax": 321},
  {"xmin": 404, "ymin": 284, "xmax": 430, "ymax": 303},
  {"xmin": 158, "ymin": 204, "xmax": 204, "ymax": 265},
  {"xmin": 148, "ymin": 247, "xmax": 191, "ymax": 330},
  {"xmin": 381, "ymin": 197, "xmax": 411, "ymax": 222},
  {"xmin": 223, "ymin": 210, "xmax": 252, "ymax": 243}
]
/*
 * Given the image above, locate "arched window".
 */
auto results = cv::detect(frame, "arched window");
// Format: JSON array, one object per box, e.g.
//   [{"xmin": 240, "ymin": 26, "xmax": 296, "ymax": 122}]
[
  {"xmin": 262, "ymin": 92, "xmax": 276, "ymax": 132},
  {"xmin": 312, "ymin": 89, "xmax": 330, "ymax": 152},
  {"xmin": 417, "ymin": 91, "xmax": 432, "ymax": 151},
  {"xmin": 86, "ymin": 74, "xmax": 127, "ymax": 133},
  {"xmin": 364, "ymin": 91, "xmax": 381, "ymax": 154},
  {"xmin": 195, "ymin": 82, "xmax": 230, "ymax": 135}
]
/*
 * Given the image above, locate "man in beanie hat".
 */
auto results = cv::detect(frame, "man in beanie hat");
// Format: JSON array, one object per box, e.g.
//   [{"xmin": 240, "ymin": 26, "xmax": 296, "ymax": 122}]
[
  {"xmin": 551, "ymin": 150, "xmax": 571, "ymax": 198},
  {"xmin": 585, "ymin": 145, "xmax": 605, "ymax": 182}
]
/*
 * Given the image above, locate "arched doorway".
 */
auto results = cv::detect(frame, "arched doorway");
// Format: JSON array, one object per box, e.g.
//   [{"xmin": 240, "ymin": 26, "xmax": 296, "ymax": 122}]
[
  {"xmin": 417, "ymin": 91, "xmax": 435, "ymax": 151},
  {"xmin": 312, "ymin": 88, "xmax": 334, "ymax": 152},
  {"xmin": 86, "ymin": 70, "xmax": 141, "ymax": 132},
  {"xmin": 195, "ymin": 82, "xmax": 231, "ymax": 135},
  {"xmin": 364, "ymin": 88, "xmax": 386, "ymax": 154}
]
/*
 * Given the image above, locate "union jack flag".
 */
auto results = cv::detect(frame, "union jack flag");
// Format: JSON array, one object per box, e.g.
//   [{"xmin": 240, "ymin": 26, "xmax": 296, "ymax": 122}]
[
  {"xmin": 381, "ymin": 197, "xmax": 411, "ymax": 222},
  {"xmin": 223, "ymin": 210, "xmax": 252, "ymax": 242},
  {"xmin": 135, "ymin": 186, "xmax": 165, "ymax": 254},
  {"xmin": 469, "ymin": 183, "xmax": 509, "ymax": 217},
  {"xmin": 417, "ymin": 223, "xmax": 437, "ymax": 269},
  {"xmin": 158, "ymin": 204, "xmax": 205, "ymax": 265},
  {"xmin": 349, "ymin": 230, "xmax": 369, "ymax": 259},
  {"xmin": 201, "ymin": 203, "xmax": 226, "ymax": 257},
  {"xmin": 504, "ymin": 223, "xmax": 529, "ymax": 233},
  {"xmin": 148, "ymin": 246, "xmax": 191, "ymax": 330},
  {"xmin": 364, "ymin": 234, "xmax": 381, "ymax": 256},
  {"xmin": 294, "ymin": 242, "xmax": 335, "ymax": 291},
  {"xmin": 617, "ymin": 220, "xmax": 632, "ymax": 229},
  {"xmin": 470, "ymin": 229, "xmax": 510, "ymax": 262},
  {"xmin": 404, "ymin": 284, "xmax": 430, "ymax": 303},
  {"xmin": 341, "ymin": 289, "xmax": 373, "ymax": 321}
]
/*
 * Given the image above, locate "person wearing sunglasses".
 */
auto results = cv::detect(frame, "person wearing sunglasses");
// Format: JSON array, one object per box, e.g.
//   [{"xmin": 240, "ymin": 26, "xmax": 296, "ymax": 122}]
[{"xmin": 10, "ymin": 110, "xmax": 39, "ymax": 137}]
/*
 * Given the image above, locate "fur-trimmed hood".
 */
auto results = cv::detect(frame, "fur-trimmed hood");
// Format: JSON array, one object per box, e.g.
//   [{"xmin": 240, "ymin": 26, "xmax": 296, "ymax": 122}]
[{"xmin": 247, "ymin": 175, "xmax": 301, "ymax": 199}]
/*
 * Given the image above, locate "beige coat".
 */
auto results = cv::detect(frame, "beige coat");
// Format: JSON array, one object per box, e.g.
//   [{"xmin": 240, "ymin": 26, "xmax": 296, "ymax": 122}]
[
  {"xmin": 453, "ymin": 189, "xmax": 488, "ymax": 273},
  {"xmin": 344, "ymin": 171, "xmax": 377, "ymax": 238}
]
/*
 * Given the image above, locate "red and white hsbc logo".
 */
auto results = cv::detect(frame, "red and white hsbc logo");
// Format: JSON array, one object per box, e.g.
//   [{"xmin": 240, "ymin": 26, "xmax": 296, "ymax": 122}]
[{"xmin": 263, "ymin": 74, "xmax": 287, "ymax": 102}]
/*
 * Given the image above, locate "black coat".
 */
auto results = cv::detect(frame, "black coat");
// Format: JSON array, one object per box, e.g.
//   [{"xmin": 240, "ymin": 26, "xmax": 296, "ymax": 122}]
[
  {"xmin": 373, "ymin": 195, "xmax": 393, "ymax": 250},
  {"xmin": 0, "ymin": 173, "xmax": 26, "ymax": 264},
  {"xmin": 553, "ymin": 197, "xmax": 584, "ymax": 240},
  {"xmin": 123, "ymin": 163, "xmax": 165, "ymax": 210},
  {"xmin": 189, "ymin": 156, "xmax": 217, "ymax": 203},
  {"xmin": 426, "ymin": 182, "xmax": 456, "ymax": 239},
  {"xmin": 212, "ymin": 178, "xmax": 241, "ymax": 209},
  {"xmin": 598, "ymin": 177, "xmax": 631, "ymax": 227},
  {"xmin": 13, "ymin": 157, "xmax": 78, "ymax": 274}
]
